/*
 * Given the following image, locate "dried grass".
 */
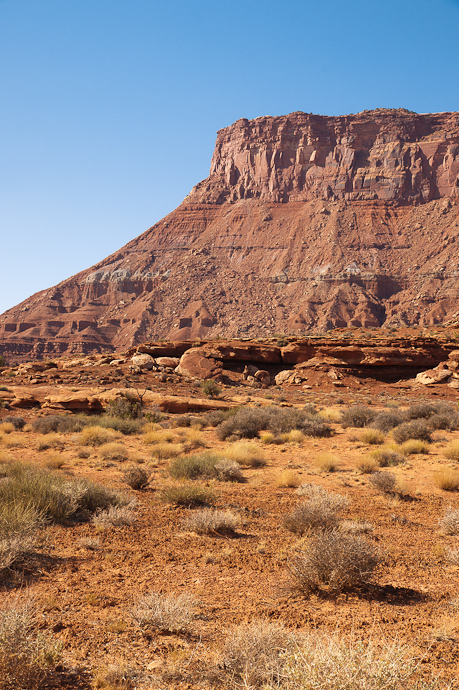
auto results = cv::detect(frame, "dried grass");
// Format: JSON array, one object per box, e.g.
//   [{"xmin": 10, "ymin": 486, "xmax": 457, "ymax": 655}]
[
  {"xmin": 275, "ymin": 470, "xmax": 302, "ymax": 488},
  {"xmin": 223, "ymin": 441, "xmax": 266, "ymax": 467},
  {"xmin": 434, "ymin": 468, "xmax": 459, "ymax": 492},
  {"xmin": 131, "ymin": 591, "xmax": 195, "ymax": 633},
  {"xmin": 440, "ymin": 507, "xmax": 459, "ymax": 534},
  {"xmin": 183, "ymin": 508, "xmax": 239, "ymax": 534}
]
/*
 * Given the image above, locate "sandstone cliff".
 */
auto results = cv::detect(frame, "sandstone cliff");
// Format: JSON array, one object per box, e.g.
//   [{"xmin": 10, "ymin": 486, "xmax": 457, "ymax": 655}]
[{"xmin": 1, "ymin": 108, "xmax": 459, "ymax": 359}]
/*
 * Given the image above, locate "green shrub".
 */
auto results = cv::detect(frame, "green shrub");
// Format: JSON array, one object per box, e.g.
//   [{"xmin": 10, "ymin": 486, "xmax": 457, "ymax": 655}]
[
  {"xmin": 289, "ymin": 530, "xmax": 378, "ymax": 593},
  {"xmin": 105, "ymin": 393, "xmax": 143, "ymax": 419},
  {"xmin": 169, "ymin": 452, "xmax": 219, "ymax": 480},
  {"xmin": 200, "ymin": 379, "xmax": 221, "ymax": 399}
]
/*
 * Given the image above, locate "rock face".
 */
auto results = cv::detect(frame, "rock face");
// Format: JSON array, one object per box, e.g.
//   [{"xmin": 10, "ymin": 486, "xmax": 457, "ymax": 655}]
[{"xmin": 1, "ymin": 109, "xmax": 459, "ymax": 360}]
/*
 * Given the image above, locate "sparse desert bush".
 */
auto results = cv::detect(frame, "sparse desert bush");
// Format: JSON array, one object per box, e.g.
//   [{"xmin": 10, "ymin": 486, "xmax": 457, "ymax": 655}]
[
  {"xmin": 0, "ymin": 423, "xmax": 15, "ymax": 435},
  {"xmin": 289, "ymin": 530, "xmax": 378, "ymax": 593},
  {"xmin": 169, "ymin": 452, "xmax": 219, "ymax": 480},
  {"xmin": 96, "ymin": 414, "xmax": 141, "ymax": 435},
  {"xmin": 355, "ymin": 456, "xmax": 379, "ymax": 474},
  {"xmin": 369, "ymin": 471, "xmax": 399, "ymax": 496},
  {"xmin": 2, "ymin": 416, "xmax": 25, "ymax": 430},
  {"xmin": 150, "ymin": 442, "xmax": 183, "ymax": 460},
  {"xmin": 219, "ymin": 619, "xmax": 295, "ymax": 688},
  {"xmin": 36, "ymin": 432, "xmax": 64, "ymax": 451},
  {"xmin": 406, "ymin": 401, "xmax": 459, "ymax": 429},
  {"xmin": 32, "ymin": 415, "xmax": 88, "ymax": 434},
  {"xmin": 360, "ymin": 429, "xmax": 385, "ymax": 445},
  {"xmin": 392, "ymin": 419, "xmax": 432, "ymax": 444},
  {"xmin": 181, "ymin": 427, "xmax": 207, "ymax": 450},
  {"xmin": 143, "ymin": 429, "xmax": 175, "ymax": 445},
  {"xmin": 370, "ymin": 447, "xmax": 404, "ymax": 466},
  {"xmin": 259, "ymin": 431, "xmax": 278, "ymax": 444},
  {"xmin": 0, "ymin": 461, "xmax": 126, "ymax": 523},
  {"xmin": 131, "ymin": 591, "xmax": 195, "ymax": 633},
  {"xmin": 439, "ymin": 507, "xmax": 459, "ymax": 534},
  {"xmin": 99, "ymin": 442, "xmax": 129, "ymax": 462},
  {"xmin": 0, "ymin": 450, "xmax": 14, "ymax": 464},
  {"xmin": 340, "ymin": 405, "xmax": 375, "ymax": 429},
  {"xmin": 216, "ymin": 406, "xmax": 331, "ymax": 441},
  {"xmin": 314, "ymin": 453, "xmax": 340, "ymax": 473},
  {"xmin": 93, "ymin": 664, "xmax": 136, "ymax": 690},
  {"xmin": 1, "ymin": 433, "xmax": 26, "ymax": 448},
  {"xmin": 443, "ymin": 440, "xmax": 459, "ymax": 462},
  {"xmin": 370, "ymin": 410, "xmax": 404, "ymax": 432},
  {"xmin": 279, "ymin": 632, "xmax": 425, "ymax": 690},
  {"xmin": 0, "ymin": 502, "xmax": 42, "ymax": 573},
  {"xmin": 284, "ymin": 487, "xmax": 349, "ymax": 535},
  {"xmin": 183, "ymin": 508, "xmax": 239, "ymax": 534},
  {"xmin": 434, "ymin": 467, "xmax": 459, "ymax": 492},
  {"xmin": 42, "ymin": 453, "xmax": 65, "ymax": 470},
  {"xmin": 340, "ymin": 519, "xmax": 374, "ymax": 534},
  {"xmin": 200, "ymin": 379, "xmax": 221, "ymax": 398},
  {"xmin": 216, "ymin": 408, "xmax": 271, "ymax": 440},
  {"xmin": 276, "ymin": 470, "xmax": 302, "ymax": 488},
  {"xmin": 201, "ymin": 408, "xmax": 237, "ymax": 428},
  {"xmin": 92, "ymin": 505, "xmax": 135, "ymax": 528},
  {"xmin": 0, "ymin": 599, "xmax": 62, "ymax": 689},
  {"xmin": 400, "ymin": 439, "xmax": 430, "ymax": 455},
  {"xmin": 78, "ymin": 425, "xmax": 121, "ymax": 447},
  {"xmin": 281, "ymin": 429, "xmax": 306, "ymax": 444},
  {"xmin": 317, "ymin": 407, "xmax": 342, "ymax": 423},
  {"xmin": 160, "ymin": 484, "xmax": 214, "ymax": 507},
  {"xmin": 223, "ymin": 440, "xmax": 266, "ymax": 467},
  {"xmin": 122, "ymin": 466, "xmax": 150, "ymax": 490},
  {"xmin": 105, "ymin": 393, "xmax": 143, "ymax": 420},
  {"xmin": 214, "ymin": 458, "xmax": 244, "ymax": 482}
]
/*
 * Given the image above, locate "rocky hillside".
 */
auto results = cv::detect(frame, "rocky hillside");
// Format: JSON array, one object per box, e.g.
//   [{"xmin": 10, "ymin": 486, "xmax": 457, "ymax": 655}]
[{"xmin": 1, "ymin": 108, "xmax": 459, "ymax": 360}]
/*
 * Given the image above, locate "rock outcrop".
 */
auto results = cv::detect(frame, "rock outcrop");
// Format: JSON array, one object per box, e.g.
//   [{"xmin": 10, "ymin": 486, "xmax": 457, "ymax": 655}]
[{"xmin": 1, "ymin": 109, "xmax": 459, "ymax": 360}]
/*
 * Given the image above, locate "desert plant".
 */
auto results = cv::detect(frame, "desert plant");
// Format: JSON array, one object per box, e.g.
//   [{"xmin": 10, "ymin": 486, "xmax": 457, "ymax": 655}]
[
  {"xmin": 36, "ymin": 432, "xmax": 64, "ymax": 451},
  {"xmin": 78, "ymin": 425, "xmax": 121, "ymax": 447},
  {"xmin": 0, "ymin": 599, "xmax": 62, "ymax": 689},
  {"xmin": 200, "ymin": 379, "xmax": 221, "ymax": 398},
  {"xmin": 314, "ymin": 453, "xmax": 340, "ymax": 473},
  {"xmin": 99, "ymin": 442, "xmax": 129, "ymax": 462},
  {"xmin": 340, "ymin": 519, "xmax": 374, "ymax": 534},
  {"xmin": 169, "ymin": 451, "xmax": 219, "ymax": 480},
  {"xmin": 183, "ymin": 508, "xmax": 239, "ymax": 534},
  {"xmin": 105, "ymin": 393, "xmax": 144, "ymax": 420},
  {"xmin": 220, "ymin": 440, "xmax": 266, "ymax": 467},
  {"xmin": 143, "ymin": 429, "xmax": 175, "ymax": 444},
  {"xmin": 160, "ymin": 484, "xmax": 214, "ymax": 507},
  {"xmin": 219, "ymin": 619, "xmax": 295, "ymax": 688},
  {"xmin": 443, "ymin": 440, "xmax": 459, "ymax": 462},
  {"xmin": 32, "ymin": 415, "xmax": 88, "ymax": 434},
  {"xmin": 400, "ymin": 439, "xmax": 430, "ymax": 455},
  {"xmin": 439, "ymin": 507, "xmax": 459, "ymax": 534},
  {"xmin": 340, "ymin": 405, "xmax": 375, "ymax": 428},
  {"xmin": 284, "ymin": 487, "xmax": 349, "ymax": 535},
  {"xmin": 214, "ymin": 458, "xmax": 244, "ymax": 482},
  {"xmin": 434, "ymin": 467, "xmax": 459, "ymax": 492},
  {"xmin": 370, "ymin": 410, "xmax": 404, "ymax": 432},
  {"xmin": 392, "ymin": 419, "xmax": 431, "ymax": 444},
  {"xmin": 0, "ymin": 423, "xmax": 15, "ymax": 434},
  {"xmin": 370, "ymin": 447, "xmax": 404, "ymax": 466},
  {"xmin": 317, "ymin": 407, "xmax": 342, "ymax": 423},
  {"xmin": 122, "ymin": 466, "xmax": 150, "ymax": 490},
  {"xmin": 2, "ymin": 416, "xmax": 25, "ymax": 430},
  {"xmin": 42, "ymin": 453, "xmax": 65, "ymax": 470},
  {"xmin": 360, "ymin": 429, "xmax": 385, "ymax": 445},
  {"xmin": 131, "ymin": 592, "xmax": 195, "ymax": 633},
  {"xmin": 150, "ymin": 443, "xmax": 184, "ymax": 460},
  {"xmin": 93, "ymin": 664, "xmax": 136, "ymax": 689},
  {"xmin": 368, "ymin": 471, "xmax": 398, "ymax": 496},
  {"xmin": 289, "ymin": 530, "xmax": 378, "ymax": 593},
  {"xmin": 276, "ymin": 470, "xmax": 302, "ymax": 488},
  {"xmin": 355, "ymin": 456, "xmax": 379, "ymax": 474},
  {"xmin": 0, "ymin": 502, "xmax": 42, "ymax": 573},
  {"xmin": 96, "ymin": 414, "xmax": 141, "ymax": 435},
  {"xmin": 406, "ymin": 402, "xmax": 459, "ymax": 430},
  {"xmin": 216, "ymin": 408, "xmax": 272, "ymax": 440},
  {"xmin": 92, "ymin": 505, "xmax": 135, "ymax": 528}
]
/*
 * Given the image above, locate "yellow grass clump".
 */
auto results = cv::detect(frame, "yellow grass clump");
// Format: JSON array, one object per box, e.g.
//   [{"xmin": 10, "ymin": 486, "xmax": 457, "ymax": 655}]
[
  {"xmin": 0, "ymin": 422, "xmax": 15, "ymax": 434},
  {"xmin": 314, "ymin": 453, "xmax": 340, "ymax": 473},
  {"xmin": 434, "ymin": 467, "xmax": 459, "ymax": 492},
  {"xmin": 143, "ymin": 429, "xmax": 176, "ymax": 445},
  {"xmin": 318, "ymin": 407, "xmax": 342, "ymax": 423},
  {"xmin": 151, "ymin": 443, "xmax": 184, "ymax": 460},
  {"xmin": 360, "ymin": 429, "xmax": 385, "ymax": 446},
  {"xmin": 275, "ymin": 470, "xmax": 302, "ymax": 488},
  {"xmin": 36, "ymin": 433, "xmax": 64, "ymax": 451},
  {"xmin": 355, "ymin": 456, "xmax": 379, "ymax": 474},
  {"xmin": 400, "ymin": 439, "xmax": 429, "ymax": 455},
  {"xmin": 223, "ymin": 440, "xmax": 266, "ymax": 467},
  {"xmin": 78, "ymin": 426, "xmax": 121, "ymax": 447},
  {"xmin": 443, "ymin": 440, "xmax": 459, "ymax": 462}
]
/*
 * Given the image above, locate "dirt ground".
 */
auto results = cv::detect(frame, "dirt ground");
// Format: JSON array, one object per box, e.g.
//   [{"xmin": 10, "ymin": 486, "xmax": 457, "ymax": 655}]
[{"xmin": 1, "ymin": 361, "xmax": 459, "ymax": 689}]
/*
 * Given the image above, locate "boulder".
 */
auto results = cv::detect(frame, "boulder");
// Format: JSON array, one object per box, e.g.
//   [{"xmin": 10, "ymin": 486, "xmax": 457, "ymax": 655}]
[
  {"xmin": 415, "ymin": 365, "xmax": 452, "ymax": 385},
  {"xmin": 131, "ymin": 354, "xmax": 155, "ymax": 370},
  {"xmin": 175, "ymin": 348, "xmax": 223, "ymax": 380},
  {"xmin": 156, "ymin": 356, "xmax": 180, "ymax": 368}
]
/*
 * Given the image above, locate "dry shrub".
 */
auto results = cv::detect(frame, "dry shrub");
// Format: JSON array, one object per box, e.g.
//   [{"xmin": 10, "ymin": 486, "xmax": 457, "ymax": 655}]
[
  {"xmin": 78, "ymin": 426, "xmax": 121, "ymax": 447},
  {"xmin": 223, "ymin": 440, "xmax": 266, "ymax": 467},
  {"xmin": 131, "ymin": 592, "xmax": 195, "ymax": 633},
  {"xmin": 370, "ymin": 410, "xmax": 404, "ymax": 432},
  {"xmin": 184, "ymin": 508, "xmax": 239, "ymax": 534},
  {"xmin": 259, "ymin": 431, "xmax": 278, "ymax": 445},
  {"xmin": 0, "ymin": 451, "xmax": 14, "ymax": 464},
  {"xmin": 284, "ymin": 486, "xmax": 349, "ymax": 535},
  {"xmin": 161, "ymin": 484, "xmax": 214, "ymax": 507},
  {"xmin": 0, "ymin": 598, "xmax": 62, "ymax": 689},
  {"xmin": 370, "ymin": 447, "xmax": 404, "ymax": 467},
  {"xmin": 2, "ymin": 417, "xmax": 25, "ymax": 431},
  {"xmin": 400, "ymin": 439, "xmax": 429, "ymax": 455},
  {"xmin": 122, "ymin": 466, "xmax": 150, "ymax": 490},
  {"xmin": 143, "ymin": 429, "xmax": 175, "ymax": 445},
  {"xmin": 406, "ymin": 401, "xmax": 459, "ymax": 430},
  {"xmin": 281, "ymin": 632, "xmax": 423, "ymax": 690},
  {"xmin": 99, "ymin": 442, "xmax": 129, "ymax": 462},
  {"xmin": 36, "ymin": 433, "xmax": 64, "ymax": 451},
  {"xmin": 359, "ymin": 429, "xmax": 384, "ymax": 446},
  {"xmin": 443, "ymin": 440, "xmax": 459, "ymax": 462},
  {"xmin": 434, "ymin": 467, "xmax": 459, "ymax": 492},
  {"xmin": 150, "ymin": 443, "xmax": 183, "ymax": 460},
  {"xmin": 92, "ymin": 506, "xmax": 135, "ymax": 528},
  {"xmin": 216, "ymin": 408, "xmax": 271, "ymax": 440},
  {"xmin": 0, "ymin": 502, "xmax": 41, "ymax": 573},
  {"xmin": 219, "ymin": 619, "xmax": 295, "ymax": 688},
  {"xmin": 214, "ymin": 458, "xmax": 244, "ymax": 482},
  {"xmin": 340, "ymin": 519, "xmax": 374, "ymax": 534},
  {"xmin": 93, "ymin": 664, "xmax": 136, "ymax": 689},
  {"xmin": 0, "ymin": 423, "xmax": 15, "ymax": 435},
  {"xmin": 181, "ymin": 427, "xmax": 207, "ymax": 450},
  {"xmin": 368, "ymin": 471, "xmax": 399, "ymax": 496},
  {"xmin": 314, "ymin": 453, "xmax": 340, "ymax": 473},
  {"xmin": 42, "ymin": 453, "xmax": 65, "ymax": 470},
  {"xmin": 289, "ymin": 530, "xmax": 378, "ymax": 593},
  {"xmin": 340, "ymin": 405, "xmax": 375, "ymax": 429},
  {"xmin": 32, "ymin": 415, "xmax": 88, "ymax": 434},
  {"xmin": 447, "ymin": 548, "xmax": 459, "ymax": 566},
  {"xmin": 355, "ymin": 456, "xmax": 379, "ymax": 474},
  {"xmin": 439, "ymin": 507, "xmax": 459, "ymax": 534},
  {"xmin": 281, "ymin": 429, "xmax": 306, "ymax": 444},
  {"xmin": 96, "ymin": 414, "xmax": 141, "ymax": 436},
  {"xmin": 217, "ymin": 407, "xmax": 331, "ymax": 441},
  {"xmin": 2, "ymin": 434, "xmax": 26, "ymax": 448},
  {"xmin": 318, "ymin": 407, "xmax": 342, "ymax": 423},
  {"xmin": 392, "ymin": 419, "xmax": 431, "ymax": 444},
  {"xmin": 276, "ymin": 470, "xmax": 302, "ymax": 488}
]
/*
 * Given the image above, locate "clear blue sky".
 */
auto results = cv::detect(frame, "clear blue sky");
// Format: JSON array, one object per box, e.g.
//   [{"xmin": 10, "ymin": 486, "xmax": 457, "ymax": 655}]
[{"xmin": 1, "ymin": 0, "xmax": 458, "ymax": 315}]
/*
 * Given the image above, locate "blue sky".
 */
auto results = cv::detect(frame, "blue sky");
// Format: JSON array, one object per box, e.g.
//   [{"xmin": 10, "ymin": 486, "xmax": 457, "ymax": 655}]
[{"xmin": 1, "ymin": 0, "xmax": 458, "ymax": 315}]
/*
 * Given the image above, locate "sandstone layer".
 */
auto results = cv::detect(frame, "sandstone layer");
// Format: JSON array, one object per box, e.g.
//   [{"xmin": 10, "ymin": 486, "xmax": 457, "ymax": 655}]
[{"xmin": 1, "ymin": 108, "xmax": 459, "ymax": 360}]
